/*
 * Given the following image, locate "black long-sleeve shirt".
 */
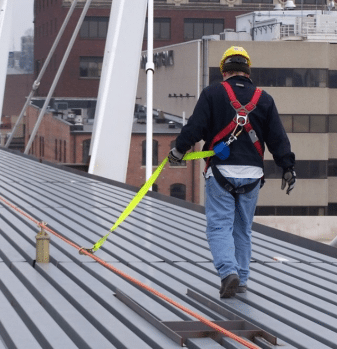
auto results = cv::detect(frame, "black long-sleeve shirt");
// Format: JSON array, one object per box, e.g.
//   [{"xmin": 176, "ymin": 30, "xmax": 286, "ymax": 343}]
[{"xmin": 175, "ymin": 76, "xmax": 295, "ymax": 170}]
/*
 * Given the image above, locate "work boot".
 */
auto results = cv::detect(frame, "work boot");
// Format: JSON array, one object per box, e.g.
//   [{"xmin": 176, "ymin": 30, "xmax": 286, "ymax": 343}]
[
  {"xmin": 237, "ymin": 285, "xmax": 247, "ymax": 293},
  {"xmin": 219, "ymin": 274, "xmax": 240, "ymax": 298}
]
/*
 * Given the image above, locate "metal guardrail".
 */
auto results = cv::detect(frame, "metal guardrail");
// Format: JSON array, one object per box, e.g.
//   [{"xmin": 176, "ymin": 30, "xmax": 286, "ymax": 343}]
[{"xmin": 280, "ymin": 22, "xmax": 337, "ymax": 39}]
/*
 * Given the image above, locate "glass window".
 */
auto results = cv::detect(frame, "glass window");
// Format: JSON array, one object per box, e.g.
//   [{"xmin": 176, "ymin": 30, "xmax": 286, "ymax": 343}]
[
  {"xmin": 98, "ymin": 20, "xmax": 108, "ymax": 38},
  {"xmin": 79, "ymin": 57, "xmax": 103, "ymax": 78},
  {"xmin": 328, "ymin": 159, "xmax": 337, "ymax": 176},
  {"xmin": 82, "ymin": 139, "xmax": 91, "ymax": 164},
  {"xmin": 309, "ymin": 161, "xmax": 327, "ymax": 179},
  {"xmin": 277, "ymin": 207, "xmax": 292, "ymax": 216},
  {"xmin": 260, "ymin": 68, "xmax": 278, "ymax": 87},
  {"xmin": 280, "ymin": 115, "xmax": 292, "ymax": 133},
  {"xmin": 89, "ymin": 21, "xmax": 98, "ymax": 38},
  {"xmin": 293, "ymin": 115, "xmax": 309, "ymax": 133},
  {"xmin": 295, "ymin": 161, "xmax": 310, "ymax": 178},
  {"xmin": 329, "ymin": 70, "xmax": 337, "ymax": 88},
  {"xmin": 170, "ymin": 183, "xmax": 186, "ymax": 200},
  {"xmin": 209, "ymin": 67, "xmax": 223, "ymax": 85},
  {"xmin": 145, "ymin": 18, "xmax": 171, "ymax": 40},
  {"xmin": 310, "ymin": 115, "xmax": 326, "ymax": 133},
  {"xmin": 250, "ymin": 68, "xmax": 260, "ymax": 86},
  {"xmin": 249, "ymin": 68, "xmax": 328, "ymax": 87},
  {"xmin": 328, "ymin": 203, "xmax": 337, "ymax": 215},
  {"xmin": 292, "ymin": 207, "xmax": 308, "ymax": 215},
  {"xmin": 329, "ymin": 116, "xmax": 337, "ymax": 132},
  {"xmin": 184, "ymin": 19, "xmax": 224, "ymax": 40},
  {"xmin": 277, "ymin": 69, "xmax": 293, "ymax": 87},
  {"xmin": 80, "ymin": 17, "xmax": 109, "ymax": 39},
  {"xmin": 255, "ymin": 206, "xmax": 275, "ymax": 215},
  {"xmin": 142, "ymin": 139, "xmax": 158, "ymax": 166}
]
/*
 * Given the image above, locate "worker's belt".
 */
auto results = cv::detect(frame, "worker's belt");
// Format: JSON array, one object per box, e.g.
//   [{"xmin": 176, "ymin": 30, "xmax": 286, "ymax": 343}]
[{"xmin": 211, "ymin": 162, "xmax": 260, "ymax": 198}]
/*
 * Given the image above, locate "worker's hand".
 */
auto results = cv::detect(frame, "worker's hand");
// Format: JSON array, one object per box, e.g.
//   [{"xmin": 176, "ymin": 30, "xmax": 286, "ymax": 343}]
[
  {"xmin": 168, "ymin": 148, "xmax": 184, "ymax": 165},
  {"xmin": 281, "ymin": 167, "xmax": 296, "ymax": 195}
]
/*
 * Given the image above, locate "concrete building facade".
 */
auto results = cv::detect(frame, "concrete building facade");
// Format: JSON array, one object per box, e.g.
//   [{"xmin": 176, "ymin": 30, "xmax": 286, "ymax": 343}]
[{"xmin": 136, "ymin": 39, "xmax": 337, "ymax": 215}]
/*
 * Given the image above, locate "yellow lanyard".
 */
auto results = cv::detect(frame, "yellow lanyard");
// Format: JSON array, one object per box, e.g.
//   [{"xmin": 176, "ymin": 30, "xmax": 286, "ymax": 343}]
[{"xmin": 80, "ymin": 150, "xmax": 215, "ymax": 254}]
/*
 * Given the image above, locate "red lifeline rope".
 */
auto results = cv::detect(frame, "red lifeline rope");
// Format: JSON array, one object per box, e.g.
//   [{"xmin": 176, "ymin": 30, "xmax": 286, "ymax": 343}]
[{"xmin": 0, "ymin": 195, "xmax": 261, "ymax": 349}]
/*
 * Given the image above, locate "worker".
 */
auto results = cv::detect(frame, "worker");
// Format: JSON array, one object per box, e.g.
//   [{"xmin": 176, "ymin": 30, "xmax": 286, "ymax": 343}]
[{"xmin": 168, "ymin": 46, "xmax": 296, "ymax": 298}]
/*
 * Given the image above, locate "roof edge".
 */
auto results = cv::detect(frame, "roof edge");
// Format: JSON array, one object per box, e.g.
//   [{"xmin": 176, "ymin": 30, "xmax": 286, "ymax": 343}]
[
  {"xmin": 253, "ymin": 222, "xmax": 337, "ymax": 259},
  {"xmin": 0, "ymin": 147, "xmax": 206, "ymax": 214}
]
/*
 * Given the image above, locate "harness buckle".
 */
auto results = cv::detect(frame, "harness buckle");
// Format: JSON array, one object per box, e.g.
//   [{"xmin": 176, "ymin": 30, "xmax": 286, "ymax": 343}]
[{"xmin": 236, "ymin": 113, "xmax": 248, "ymax": 126}]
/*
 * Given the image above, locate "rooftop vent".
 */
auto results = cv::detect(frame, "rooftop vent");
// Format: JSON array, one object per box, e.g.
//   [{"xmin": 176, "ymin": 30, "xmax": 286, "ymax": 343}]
[
  {"xmin": 284, "ymin": 0, "xmax": 296, "ymax": 9},
  {"xmin": 168, "ymin": 121, "xmax": 176, "ymax": 129}
]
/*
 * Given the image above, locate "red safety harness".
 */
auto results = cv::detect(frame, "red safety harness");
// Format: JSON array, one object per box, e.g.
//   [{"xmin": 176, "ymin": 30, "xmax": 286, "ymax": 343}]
[{"xmin": 205, "ymin": 81, "xmax": 264, "ymax": 173}]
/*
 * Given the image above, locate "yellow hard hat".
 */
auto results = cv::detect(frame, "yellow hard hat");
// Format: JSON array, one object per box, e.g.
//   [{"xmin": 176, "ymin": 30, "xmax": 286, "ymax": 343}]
[{"xmin": 219, "ymin": 46, "xmax": 251, "ymax": 74}]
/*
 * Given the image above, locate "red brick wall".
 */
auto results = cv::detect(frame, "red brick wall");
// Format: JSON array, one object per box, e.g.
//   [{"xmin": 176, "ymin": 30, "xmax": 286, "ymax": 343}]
[
  {"xmin": 34, "ymin": 3, "xmax": 249, "ymax": 98},
  {"xmin": 127, "ymin": 133, "xmax": 200, "ymax": 204},
  {"xmin": 25, "ymin": 105, "xmax": 73, "ymax": 163},
  {"xmin": 34, "ymin": 3, "xmax": 107, "ymax": 97},
  {"xmin": 145, "ymin": 9, "xmax": 247, "ymax": 50},
  {"xmin": 2, "ymin": 74, "xmax": 34, "ymax": 117}
]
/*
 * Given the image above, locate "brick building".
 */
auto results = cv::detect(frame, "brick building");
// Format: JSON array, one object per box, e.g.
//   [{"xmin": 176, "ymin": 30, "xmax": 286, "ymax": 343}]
[
  {"xmin": 24, "ymin": 101, "xmax": 200, "ymax": 202},
  {"xmin": 25, "ymin": 103, "xmax": 92, "ymax": 170},
  {"xmin": 34, "ymin": 0, "xmax": 313, "ymax": 98}
]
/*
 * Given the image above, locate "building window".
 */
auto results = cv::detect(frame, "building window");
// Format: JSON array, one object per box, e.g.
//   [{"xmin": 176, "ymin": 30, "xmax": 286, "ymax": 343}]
[
  {"xmin": 210, "ymin": 67, "xmax": 329, "ymax": 88},
  {"xmin": 39, "ymin": 136, "xmax": 45, "ymax": 157},
  {"xmin": 189, "ymin": 0, "xmax": 219, "ymax": 2},
  {"xmin": 279, "ymin": 115, "xmax": 328, "ymax": 133},
  {"xmin": 80, "ymin": 17, "xmax": 109, "ymax": 39},
  {"xmin": 328, "ymin": 159, "xmax": 337, "ymax": 176},
  {"xmin": 329, "ymin": 70, "xmax": 337, "ymax": 88},
  {"xmin": 264, "ymin": 160, "xmax": 327, "ymax": 179},
  {"xmin": 252, "ymin": 68, "xmax": 328, "ymax": 88},
  {"xmin": 64, "ymin": 140, "xmax": 67, "ymax": 163},
  {"xmin": 59, "ymin": 140, "xmax": 62, "ymax": 162},
  {"xmin": 169, "ymin": 141, "xmax": 186, "ymax": 166},
  {"xmin": 184, "ymin": 19, "xmax": 224, "ymax": 41},
  {"xmin": 144, "ymin": 18, "xmax": 171, "ymax": 40},
  {"xmin": 255, "ymin": 206, "xmax": 326, "ymax": 216},
  {"xmin": 79, "ymin": 57, "xmax": 103, "ymax": 78},
  {"xmin": 82, "ymin": 139, "xmax": 91, "ymax": 164},
  {"xmin": 142, "ymin": 139, "xmax": 158, "ymax": 166},
  {"xmin": 55, "ymin": 139, "xmax": 57, "ymax": 160},
  {"xmin": 170, "ymin": 183, "xmax": 186, "ymax": 200}
]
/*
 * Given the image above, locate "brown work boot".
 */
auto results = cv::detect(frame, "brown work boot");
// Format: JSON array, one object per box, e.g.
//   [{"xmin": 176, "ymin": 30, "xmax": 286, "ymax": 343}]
[{"xmin": 219, "ymin": 274, "xmax": 240, "ymax": 298}]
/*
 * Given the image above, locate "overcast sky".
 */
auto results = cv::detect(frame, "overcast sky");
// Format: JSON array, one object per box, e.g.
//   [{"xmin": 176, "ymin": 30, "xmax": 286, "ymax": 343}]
[{"xmin": 10, "ymin": 0, "xmax": 34, "ymax": 51}]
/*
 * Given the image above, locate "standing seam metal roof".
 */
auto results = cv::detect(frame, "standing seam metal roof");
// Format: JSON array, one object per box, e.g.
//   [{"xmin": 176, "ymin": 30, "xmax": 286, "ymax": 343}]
[{"xmin": 0, "ymin": 148, "xmax": 336, "ymax": 349}]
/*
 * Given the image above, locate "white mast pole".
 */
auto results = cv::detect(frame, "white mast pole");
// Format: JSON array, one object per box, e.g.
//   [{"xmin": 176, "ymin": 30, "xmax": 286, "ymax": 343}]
[
  {"xmin": 6, "ymin": 0, "xmax": 79, "ymax": 148},
  {"xmin": 145, "ymin": 0, "xmax": 154, "ymax": 185},
  {"xmin": 24, "ymin": 0, "xmax": 92, "ymax": 155}
]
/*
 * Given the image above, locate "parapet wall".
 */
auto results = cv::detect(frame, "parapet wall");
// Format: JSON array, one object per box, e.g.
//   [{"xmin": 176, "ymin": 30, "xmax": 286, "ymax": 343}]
[{"xmin": 254, "ymin": 216, "xmax": 337, "ymax": 243}]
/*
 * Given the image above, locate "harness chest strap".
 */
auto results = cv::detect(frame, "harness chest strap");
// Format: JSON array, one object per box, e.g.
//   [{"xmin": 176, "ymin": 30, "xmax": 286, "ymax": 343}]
[{"xmin": 204, "ymin": 82, "xmax": 264, "ymax": 173}]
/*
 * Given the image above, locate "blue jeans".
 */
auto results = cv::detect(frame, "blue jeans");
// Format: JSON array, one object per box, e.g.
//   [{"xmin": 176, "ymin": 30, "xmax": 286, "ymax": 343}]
[{"xmin": 205, "ymin": 176, "xmax": 260, "ymax": 286}]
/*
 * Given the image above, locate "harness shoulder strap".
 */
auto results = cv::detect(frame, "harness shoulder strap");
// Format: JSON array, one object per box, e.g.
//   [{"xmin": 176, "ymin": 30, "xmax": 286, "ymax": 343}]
[{"xmin": 221, "ymin": 81, "xmax": 262, "ymax": 115}]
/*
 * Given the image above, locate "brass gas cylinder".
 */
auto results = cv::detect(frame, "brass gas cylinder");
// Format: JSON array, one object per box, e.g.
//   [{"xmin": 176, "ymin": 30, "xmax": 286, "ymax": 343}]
[{"xmin": 36, "ymin": 222, "xmax": 50, "ymax": 263}]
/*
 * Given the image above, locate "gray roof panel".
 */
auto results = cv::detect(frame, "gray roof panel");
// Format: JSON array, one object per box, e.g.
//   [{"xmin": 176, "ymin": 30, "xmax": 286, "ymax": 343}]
[{"xmin": 0, "ymin": 148, "xmax": 337, "ymax": 349}]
